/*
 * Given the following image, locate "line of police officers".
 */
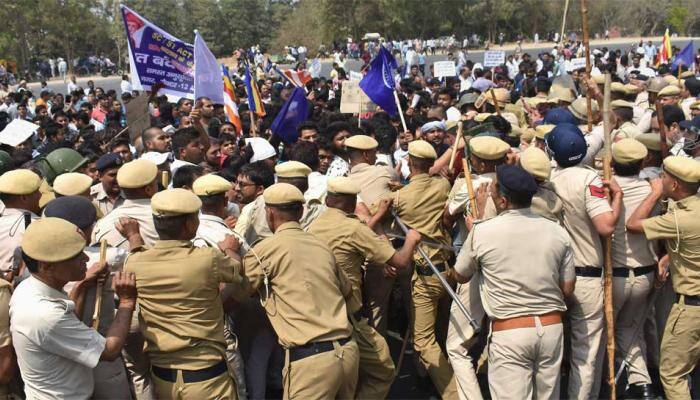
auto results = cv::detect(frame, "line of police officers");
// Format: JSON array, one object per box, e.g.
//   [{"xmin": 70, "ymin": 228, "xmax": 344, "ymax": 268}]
[{"xmin": 0, "ymin": 96, "xmax": 699, "ymax": 400}]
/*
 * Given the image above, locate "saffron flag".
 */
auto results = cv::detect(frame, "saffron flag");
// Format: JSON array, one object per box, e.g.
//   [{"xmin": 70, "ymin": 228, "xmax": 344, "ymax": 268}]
[
  {"xmin": 359, "ymin": 46, "xmax": 399, "ymax": 116},
  {"xmin": 194, "ymin": 31, "xmax": 224, "ymax": 104},
  {"xmin": 671, "ymin": 42, "xmax": 695, "ymax": 71},
  {"xmin": 222, "ymin": 65, "xmax": 242, "ymax": 135},
  {"xmin": 244, "ymin": 61, "xmax": 266, "ymax": 117},
  {"xmin": 656, "ymin": 28, "xmax": 672, "ymax": 66},
  {"xmin": 270, "ymin": 87, "xmax": 310, "ymax": 144}
]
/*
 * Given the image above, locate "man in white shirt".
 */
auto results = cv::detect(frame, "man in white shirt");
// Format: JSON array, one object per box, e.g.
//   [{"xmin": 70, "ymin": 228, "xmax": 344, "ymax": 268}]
[{"xmin": 120, "ymin": 75, "xmax": 132, "ymax": 95}]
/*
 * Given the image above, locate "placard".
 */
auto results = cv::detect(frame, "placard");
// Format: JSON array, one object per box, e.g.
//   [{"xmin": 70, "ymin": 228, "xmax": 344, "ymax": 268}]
[
  {"xmin": 340, "ymin": 80, "xmax": 376, "ymax": 114},
  {"xmin": 483, "ymin": 51, "xmax": 506, "ymax": 67},
  {"xmin": 567, "ymin": 57, "xmax": 588, "ymax": 71},
  {"xmin": 124, "ymin": 94, "xmax": 151, "ymax": 142},
  {"xmin": 433, "ymin": 61, "xmax": 456, "ymax": 78}
]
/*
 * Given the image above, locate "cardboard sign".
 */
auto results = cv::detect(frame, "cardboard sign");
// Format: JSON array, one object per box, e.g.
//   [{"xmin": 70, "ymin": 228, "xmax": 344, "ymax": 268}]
[
  {"xmin": 0, "ymin": 119, "xmax": 38, "ymax": 147},
  {"xmin": 567, "ymin": 57, "xmax": 588, "ymax": 71},
  {"xmin": 483, "ymin": 51, "xmax": 506, "ymax": 67},
  {"xmin": 340, "ymin": 80, "xmax": 375, "ymax": 114},
  {"xmin": 124, "ymin": 94, "xmax": 151, "ymax": 142},
  {"xmin": 433, "ymin": 61, "xmax": 456, "ymax": 78}
]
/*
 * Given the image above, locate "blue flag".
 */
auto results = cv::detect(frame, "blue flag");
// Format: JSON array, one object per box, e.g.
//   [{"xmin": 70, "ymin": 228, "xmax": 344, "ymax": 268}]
[
  {"xmin": 270, "ymin": 87, "xmax": 309, "ymax": 144},
  {"xmin": 194, "ymin": 31, "xmax": 224, "ymax": 104},
  {"xmin": 359, "ymin": 46, "xmax": 398, "ymax": 116},
  {"xmin": 671, "ymin": 42, "xmax": 694, "ymax": 70}
]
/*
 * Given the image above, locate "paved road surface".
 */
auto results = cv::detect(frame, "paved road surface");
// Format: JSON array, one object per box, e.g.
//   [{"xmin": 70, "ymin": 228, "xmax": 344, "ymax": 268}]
[{"xmin": 29, "ymin": 38, "xmax": 699, "ymax": 97}]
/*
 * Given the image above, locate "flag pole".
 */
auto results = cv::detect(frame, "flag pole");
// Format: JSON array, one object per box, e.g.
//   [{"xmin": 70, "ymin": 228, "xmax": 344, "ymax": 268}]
[
  {"xmin": 559, "ymin": 0, "xmax": 570, "ymax": 47},
  {"xmin": 249, "ymin": 110, "xmax": 257, "ymax": 137},
  {"xmin": 678, "ymin": 64, "xmax": 682, "ymax": 87},
  {"xmin": 393, "ymin": 90, "xmax": 408, "ymax": 132}
]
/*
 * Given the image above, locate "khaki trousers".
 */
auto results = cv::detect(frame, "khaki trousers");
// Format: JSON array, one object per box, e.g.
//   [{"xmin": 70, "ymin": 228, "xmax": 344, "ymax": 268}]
[
  {"xmin": 446, "ymin": 278, "xmax": 485, "ymax": 400},
  {"xmin": 660, "ymin": 300, "xmax": 700, "ymax": 400},
  {"xmin": 152, "ymin": 367, "xmax": 237, "ymax": 400},
  {"xmin": 488, "ymin": 321, "xmax": 564, "ymax": 400},
  {"xmin": 93, "ymin": 358, "xmax": 132, "ymax": 399},
  {"xmin": 567, "ymin": 276, "xmax": 605, "ymax": 400},
  {"xmin": 283, "ymin": 339, "xmax": 359, "ymax": 400},
  {"xmin": 611, "ymin": 271, "xmax": 653, "ymax": 385},
  {"xmin": 412, "ymin": 271, "xmax": 458, "ymax": 400},
  {"xmin": 353, "ymin": 316, "xmax": 396, "ymax": 399},
  {"xmin": 363, "ymin": 262, "xmax": 412, "ymax": 336}
]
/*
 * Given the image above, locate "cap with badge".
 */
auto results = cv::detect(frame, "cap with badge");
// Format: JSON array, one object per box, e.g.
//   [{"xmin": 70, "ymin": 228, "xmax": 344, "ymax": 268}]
[
  {"xmin": 657, "ymin": 85, "xmax": 681, "ymax": 98},
  {"xmin": 0, "ymin": 169, "xmax": 42, "ymax": 195},
  {"xmin": 96, "ymin": 153, "xmax": 123, "ymax": 173},
  {"xmin": 276, "ymin": 161, "xmax": 312, "ymax": 179},
  {"xmin": 151, "ymin": 188, "xmax": 202, "ymax": 217},
  {"xmin": 612, "ymin": 138, "xmax": 648, "ymax": 164},
  {"xmin": 663, "ymin": 156, "xmax": 700, "ymax": 183},
  {"xmin": 263, "ymin": 183, "xmax": 305, "ymax": 205},
  {"xmin": 43, "ymin": 196, "xmax": 97, "ymax": 230},
  {"xmin": 344, "ymin": 135, "xmax": 378, "ymax": 150},
  {"xmin": 469, "ymin": 136, "xmax": 510, "ymax": 160},
  {"xmin": 52, "ymin": 172, "xmax": 93, "ymax": 196},
  {"xmin": 568, "ymin": 97, "xmax": 600, "ymax": 121},
  {"xmin": 545, "ymin": 123, "xmax": 587, "ymax": 167},
  {"xmin": 192, "ymin": 174, "xmax": 232, "ymax": 196},
  {"xmin": 327, "ymin": 177, "xmax": 361, "ymax": 195},
  {"xmin": 21, "ymin": 218, "xmax": 85, "ymax": 263},
  {"xmin": 519, "ymin": 147, "xmax": 552, "ymax": 181},
  {"xmin": 496, "ymin": 164, "xmax": 539, "ymax": 199},
  {"xmin": 117, "ymin": 159, "xmax": 158, "ymax": 189},
  {"xmin": 408, "ymin": 140, "xmax": 437, "ymax": 159}
]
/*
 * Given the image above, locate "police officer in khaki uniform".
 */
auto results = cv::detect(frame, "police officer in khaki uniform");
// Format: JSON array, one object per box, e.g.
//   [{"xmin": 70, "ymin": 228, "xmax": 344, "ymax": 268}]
[
  {"xmin": 125, "ymin": 188, "xmax": 248, "ymax": 399},
  {"xmin": 519, "ymin": 146, "xmax": 563, "ymax": 222},
  {"xmin": 454, "ymin": 165, "xmax": 575, "ymax": 399},
  {"xmin": 0, "ymin": 274, "xmax": 13, "ymax": 399},
  {"xmin": 90, "ymin": 153, "xmax": 126, "ymax": 216},
  {"xmin": 391, "ymin": 140, "xmax": 458, "ymax": 399},
  {"xmin": 443, "ymin": 136, "xmax": 510, "ymax": 400},
  {"xmin": 242, "ymin": 183, "xmax": 359, "ymax": 399},
  {"xmin": 546, "ymin": 124, "xmax": 623, "ymax": 400},
  {"xmin": 626, "ymin": 156, "xmax": 700, "ymax": 399},
  {"xmin": 0, "ymin": 169, "xmax": 41, "ymax": 282},
  {"xmin": 611, "ymin": 100, "xmax": 643, "ymax": 140},
  {"xmin": 53, "ymin": 172, "xmax": 104, "ymax": 219},
  {"xmin": 275, "ymin": 161, "xmax": 325, "ymax": 229},
  {"xmin": 636, "ymin": 133, "xmax": 666, "ymax": 180},
  {"xmin": 609, "ymin": 139, "xmax": 658, "ymax": 398},
  {"xmin": 308, "ymin": 176, "xmax": 421, "ymax": 399}
]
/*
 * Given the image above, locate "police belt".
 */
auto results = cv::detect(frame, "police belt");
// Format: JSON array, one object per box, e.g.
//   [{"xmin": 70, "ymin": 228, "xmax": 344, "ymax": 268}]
[
  {"xmin": 492, "ymin": 311, "xmax": 563, "ymax": 332},
  {"xmin": 151, "ymin": 360, "xmax": 227, "ymax": 383},
  {"xmin": 676, "ymin": 294, "xmax": 700, "ymax": 306},
  {"xmin": 415, "ymin": 262, "xmax": 448, "ymax": 276},
  {"xmin": 289, "ymin": 337, "xmax": 352, "ymax": 363},
  {"xmin": 574, "ymin": 265, "xmax": 655, "ymax": 278}
]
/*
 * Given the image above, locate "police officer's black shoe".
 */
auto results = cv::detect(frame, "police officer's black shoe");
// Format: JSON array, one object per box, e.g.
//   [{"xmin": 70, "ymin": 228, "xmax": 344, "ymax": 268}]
[{"xmin": 624, "ymin": 383, "xmax": 656, "ymax": 400}]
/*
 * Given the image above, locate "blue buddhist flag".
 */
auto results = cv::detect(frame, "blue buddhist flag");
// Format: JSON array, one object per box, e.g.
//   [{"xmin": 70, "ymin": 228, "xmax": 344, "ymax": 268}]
[
  {"xmin": 671, "ymin": 42, "xmax": 694, "ymax": 70},
  {"xmin": 270, "ymin": 87, "xmax": 310, "ymax": 144},
  {"xmin": 359, "ymin": 46, "xmax": 398, "ymax": 116},
  {"xmin": 194, "ymin": 31, "xmax": 224, "ymax": 104}
]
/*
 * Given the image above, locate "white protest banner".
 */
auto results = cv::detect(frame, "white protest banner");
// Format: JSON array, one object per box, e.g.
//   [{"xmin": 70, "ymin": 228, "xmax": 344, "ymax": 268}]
[
  {"xmin": 0, "ymin": 119, "xmax": 38, "ymax": 147},
  {"xmin": 433, "ymin": 61, "xmax": 456, "ymax": 78},
  {"xmin": 483, "ymin": 50, "xmax": 506, "ymax": 67},
  {"xmin": 567, "ymin": 57, "xmax": 587, "ymax": 71},
  {"xmin": 340, "ymin": 80, "xmax": 375, "ymax": 114}
]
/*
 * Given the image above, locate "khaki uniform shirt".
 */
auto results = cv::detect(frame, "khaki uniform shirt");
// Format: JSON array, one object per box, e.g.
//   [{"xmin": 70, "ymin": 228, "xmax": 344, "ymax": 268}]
[
  {"xmin": 125, "ymin": 240, "xmax": 248, "ymax": 369},
  {"xmin": 613, "ymin": 121, "xmax": 642, "ymax": 141},
  {"xmin": 234, "ymin": 196, "xmax": 272, "ymax": 245},
  {"xmin": 0, "ymin": 279, "xmax": 9, "ymax": 397},
  {"xmin": 455, "ymin": 208, "xmax": 575, "ymax": 319},
  {"xmin": 551, "ymin": 166, "xmax": 612, "ymax": 267},
  {"xmin": 308, "ymin": 208, "xmax": 395, "ymax": 314},
  {"xmin": 92, "ymin": 199, "xmax": 159, "ymax": 249},
  {"xmin": 243, "ymin": 221, "xmax": 353, "ymax": 348},
  {"xmin": 447, "ymin": 172, "xmax": 498, "ymax": 240},
  {"xmin": 90, "ymin": 182, "xmax": 125, "ymax": 216},
  {"xmin": 643, "ymin": 194, "xmax": 700, "ymax": 296},
  {"xmin": 0, "ymin": 208, "xmax": 38, "ymax": 275},
  {"xmin": 531, "ymin": 181, "xmax": 563, "ymax": 222},
  {"xmin": 393, "ymin": 173, "xmax": 452, "ymax": 265},
  {"xmin": 613, "ymin": 175, "xmax": 658, "ymax": 268},
  {"xmin": 347, "ymin": 163, "xmax": 397, "ymax": 208}
]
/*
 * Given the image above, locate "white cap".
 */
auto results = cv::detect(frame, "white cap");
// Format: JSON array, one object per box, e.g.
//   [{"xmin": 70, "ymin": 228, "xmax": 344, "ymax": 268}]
[
  {"xmin": 245, "ymin": 137, "xmax": 277, "ymax": 163},
  {"xmin": 140, "ymin": 151, "xmax": 171, "ymax": 166}
]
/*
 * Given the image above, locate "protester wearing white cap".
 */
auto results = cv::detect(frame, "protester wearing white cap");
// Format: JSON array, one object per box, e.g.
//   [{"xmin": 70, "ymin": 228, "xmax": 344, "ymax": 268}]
[{"xmin": 245, "ymin": 137, "xmax": 277, "ymax": 167}]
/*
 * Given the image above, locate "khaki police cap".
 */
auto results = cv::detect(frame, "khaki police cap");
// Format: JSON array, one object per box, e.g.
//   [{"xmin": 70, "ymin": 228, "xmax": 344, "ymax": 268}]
[
  {"xmin": 344, "ymin": 135, "xmax": 378, "ymax": 150},
  {"xmin": 635, "ymin": 133, "xmax": 665, "ymax": 151},
  {"xmin": 519, "ymin": 147, "xmax": 551, "ymax": 181},
  {"xmin": 0, "ymin": 169, "xmax": 42, "ymax": 195},
  {"xmin": 663, "ymin": 156, "xmax": 700, "ymax": 183},
  {"xmin": 263, "ymin": 182, "xmax": 304, "ymax": 205},
  {"xmin": 469, "ymin": 136, "xmax": 510, "ymax": 160},
  {"xmin": 474, "ymin": 113, "xmax": 491, "ymax": 122},
  {"xmin": 275, "ymin": 161, "xmax": 312, "ymax": 178},
  {"xmin": 568, "ymin": 97, "xmax": 600, "ymax": 120},
  {"xmin": 484, "ymin": 88, "xmax": 510, "ymax": 107},
  {"xmin": 22, "ymin": 217, "xmax": 85, "ymax": 263},
  {"xmin": 151, "ymin": 188, "xmax": 202, "ymax": 217},
  {"xmin": 535, "ymin": 124, "xmax": 555, "ymax": 139},
  {"xmin": 522, "ymin": 97, "xmax": 548, "ymax": 108},
  {"xmin": 690, "ymin": 100, "xmax": 700, "ymax": 111},
  {"xmin": 610, "ymin": 100, "xmax": 635, "ymax": 109},
  {"xmin": 623, "ymin": 84, "xmax": 641, "ymax": 95},
  {"xmin": 38, "ymin": 179, "xmax": 55, "ymax": 209},
  {"xmin": 52, "ymin": 173, "xmax": 93, "ymax": 196},
  {"xmin": 658, "ymin": 85, "xmax": 681, "ymax": 98},
  {"xmin": 680, "ymin": 71, "xmax": 695, "ymax": 79},
  {"xmin": 192, "ymin": 174, "xmax": 232, "ymax": 196},
  {"xmin": 612, "ymin": 138, "xmax": 648, "ymax": 164},
  {"xmin": 547, "ymin": 86, "xmax": 575, "ymax": 103},
  {"xmin": 663, "ymin": 75, "xmax": 680, "ymax": 85},
  {"xmin": 521, "ymin": 128, "xmax": 537, "ymax": 142},
  {"xmin": 610, "ymin": 82, "xmax": 626, "ymax": 93},
  {"xmin": 647, "ymin": 77, "xmax": 669, "ymax": 93},
  {"xmin": 592, "ymin": 74, "xmax": 606, "ymax": 84},
  {"xmin": 408, "ymin": 140, "xmax": 437, "ymax": 159},
  {"xmin": 327, "ymin": 176, "xmax": 361, "ymax": 195},
  {"xmin": 117, "ymin": 159, "xmax": 158, "ymax": 189}
]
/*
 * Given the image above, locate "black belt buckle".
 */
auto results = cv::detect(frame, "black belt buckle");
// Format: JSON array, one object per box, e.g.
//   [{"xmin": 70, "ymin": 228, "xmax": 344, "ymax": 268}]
[
  {"xmin": 678, "ymin": 294, "xmax": 700, "ymax": 306},
  {"xmin": 575, "ymin": 266, "xmax": 602, "ymax": 277},
  {"xmin": 610, "ymin": 265, "xmax": 656, "ymax": 278},
  {"xmin": 415, "ymin": 262, "xmax": 446, "ymax": 276},
  {"xmin": 289, "ymin": 337, "xmax": 351, "ymax": 363},
  {"xmin": 152, "ymin": 360, "xmax": 227, "ymax": 383}
]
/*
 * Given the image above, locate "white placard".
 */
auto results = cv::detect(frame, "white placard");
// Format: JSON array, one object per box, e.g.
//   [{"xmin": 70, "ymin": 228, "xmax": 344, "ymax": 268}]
[
  {"xmin": 0, "ymin": 119, "xmax": 38, "ymax": 147},
  {"xmin": 349, "ymin": 71, "xmax": 364, "ymax": 81},
  {"xmin": 340, "ymin": 80, "xmax": 375, "ymax": 114},
  {"xmin": 433, "ymin": 61, "xmax": 456, "ymax": 78},
  {"xmin": 483, "ymin": 51, "xmax": 506, "ymax": 67},
  {"xmin": 567, "ymin": 57, "xmax": 587, "ymax": 72}
]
